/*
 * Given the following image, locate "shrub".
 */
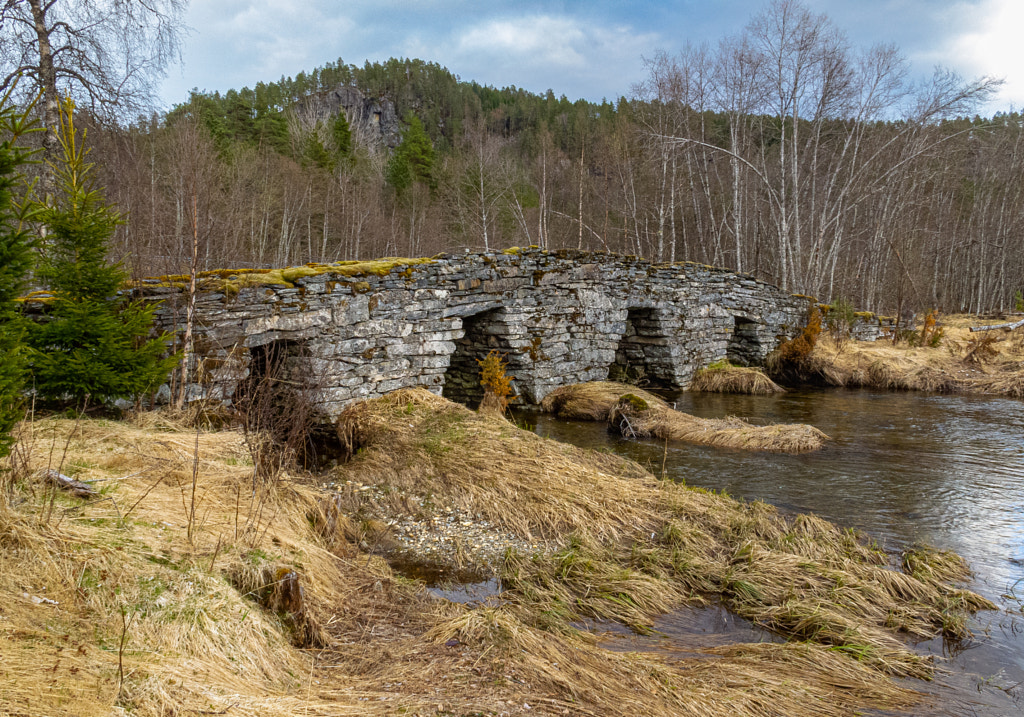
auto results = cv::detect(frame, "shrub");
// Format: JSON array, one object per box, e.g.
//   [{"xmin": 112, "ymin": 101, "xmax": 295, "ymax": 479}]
[
  {"xmin": 898, "ymin": 310, "xmax": 944, "ymax": 348},
  {"xmin": 964, "ymin": 334, "xmax": 1000, "ymax": 365},
  {"xmin": 773, "ymin": 305, "xmax": 822, "ymax": 365},
  {"xmin": 919, "ymin": 310, "xmax": 943, "ymax": 348},
  {"xmin": 234, "ymin": 340, "xmax": 335, "ymax": 480},
  {"xmin": 477, "ymin": 350, "xmax": 513, "ymax": 413},
  {"xmin": 766, "ymin": 304, "xmax": 823, "ymax": 382},
  {"xmin": 825, "ymin": 298, "xmax": 856, "ymax": 352}
]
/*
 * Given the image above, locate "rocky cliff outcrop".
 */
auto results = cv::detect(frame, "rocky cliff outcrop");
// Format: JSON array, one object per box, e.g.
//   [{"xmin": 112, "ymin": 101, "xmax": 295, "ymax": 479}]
[{"xmin": 298, "ymin": 84, "xmax": 401, "ymax": 148}]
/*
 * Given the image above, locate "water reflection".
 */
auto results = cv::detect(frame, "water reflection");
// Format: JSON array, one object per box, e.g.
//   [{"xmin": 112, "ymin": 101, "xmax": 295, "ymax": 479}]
[{"xmin": 519, "ymin": 388, "xmax": 1024, "ymax": 715}]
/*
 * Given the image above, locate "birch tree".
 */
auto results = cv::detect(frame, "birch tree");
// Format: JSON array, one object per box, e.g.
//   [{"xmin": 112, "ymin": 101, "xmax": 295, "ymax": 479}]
[
  {"xmin": 650, "ymin": 0, "xmax": 999, "ymax": 296},
  {"xmin": 0, "ymin": 0, "xmax": 186, "ymax": 173}
]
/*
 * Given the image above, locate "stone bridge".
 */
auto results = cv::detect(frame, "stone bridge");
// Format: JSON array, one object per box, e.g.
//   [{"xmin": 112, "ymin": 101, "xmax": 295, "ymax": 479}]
[{"xmin": 143, "ymin": 248, "xmax": 821, "ymax": 417}]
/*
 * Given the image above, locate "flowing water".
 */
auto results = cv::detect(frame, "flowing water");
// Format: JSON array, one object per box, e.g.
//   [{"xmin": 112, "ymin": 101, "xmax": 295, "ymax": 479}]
[{"xmin": 519, "ymin": 389, "xmax": 1024, "ymax": 715}]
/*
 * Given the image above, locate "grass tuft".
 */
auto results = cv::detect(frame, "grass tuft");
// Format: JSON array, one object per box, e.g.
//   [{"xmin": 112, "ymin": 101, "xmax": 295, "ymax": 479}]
[
  {"xmin": 543, "ymin": 381, "xmax": 828, "ymax": 453},
  {"xmin": 691, "ymin": 361, "xmax": 785, "ymax": 395}
]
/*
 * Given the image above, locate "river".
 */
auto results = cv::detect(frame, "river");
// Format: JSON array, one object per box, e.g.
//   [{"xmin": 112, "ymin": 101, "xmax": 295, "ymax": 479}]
[{"xmin": 520, "ymin": 389, "xmax": 1024, "ymax": 716}]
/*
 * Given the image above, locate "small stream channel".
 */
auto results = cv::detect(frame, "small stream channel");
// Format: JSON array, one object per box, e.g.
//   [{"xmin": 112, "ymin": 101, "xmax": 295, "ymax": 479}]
[{"xmin": 518, "ymin": 389, "xmax": 1024, "ymax": 716}]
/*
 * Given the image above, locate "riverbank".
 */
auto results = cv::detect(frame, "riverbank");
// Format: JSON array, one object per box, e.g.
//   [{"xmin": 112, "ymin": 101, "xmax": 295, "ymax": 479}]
[
  {"xmin": 0, "ymin": 393, "xmax": 996, "ymax": 715},
  {"xmin": 801, "ymin": 314, "xmax": 1024, "ymax": 397}
]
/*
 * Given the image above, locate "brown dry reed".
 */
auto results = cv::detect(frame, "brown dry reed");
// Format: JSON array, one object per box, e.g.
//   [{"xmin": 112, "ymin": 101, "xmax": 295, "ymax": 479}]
[
  {"xmin": 766, "ymin": 304, "xmax": 823, "ymax": 379},
  {"xmin": 800, "ymin": 315, "xmax": 1024, "ymax": 398},
  {"xmin": 542, "ymin": 381, "xmax": 828, "ymax": 453},
  {"xmin": 0, "ymin": 412, "xmax": 480, "ymax": 717},
  {"xmin": 0, "ymin": 391, "xmax": 996, "ymax": 717}
]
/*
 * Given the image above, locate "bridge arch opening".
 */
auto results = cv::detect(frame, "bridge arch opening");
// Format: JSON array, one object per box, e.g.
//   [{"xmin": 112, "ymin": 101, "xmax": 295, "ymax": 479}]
[
  {"xmin": 442, "ymin": 308, "xmax": 522, "ymax": 408},
  {"xmin": 237, "ymin": 339, "xmax": 343, "ymax": 470},
  {"xmin": 726, "ymin": 316, "xmax": 762, "ymax": 366},
  {"xmin": 609, "ymin": 307, "xmax": 678, "ymax": 388}
]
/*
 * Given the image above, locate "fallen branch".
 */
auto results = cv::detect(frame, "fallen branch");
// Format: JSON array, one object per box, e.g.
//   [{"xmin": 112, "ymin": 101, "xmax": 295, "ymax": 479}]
[
  {"xmin": 970, "ymin": 317, "xmax": 1024, "ymax": 332},
  {"xmin": 186, "ymin": 702, "xmax": 238, "ymax": 714},
  {"xmin": 83, "ymin": 470, "xmax": 147, "ymax": 483},
  {"xmin": 42, "ymin": 469, "xmax": 97, "ymax": 498}
]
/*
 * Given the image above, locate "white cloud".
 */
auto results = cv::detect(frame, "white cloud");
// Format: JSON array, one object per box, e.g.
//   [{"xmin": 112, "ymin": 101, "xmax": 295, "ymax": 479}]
[
  {"xmin": 897, "ymin": 0, "xmax": 1022, "ymax": 111},
  {"xmin": 163, "ymin": 0, "xmax": 356, "ymax": 101},
  {"xmin": 438, "ymin": 14, "xmax": 661, "ymax": 98},
  {"xmin": 456, "ymin": 16, "xmax": 590, "ymax": 69},
  {"xmin": 947, "ymin": 0, "xmax": 1024, "ymax": 109}
]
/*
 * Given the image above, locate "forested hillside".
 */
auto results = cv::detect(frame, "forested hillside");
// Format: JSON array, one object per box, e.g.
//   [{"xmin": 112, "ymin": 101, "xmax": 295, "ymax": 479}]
[{"xmin": 84, "ymin": 16, "xmax": 1023, "ymax": 315}]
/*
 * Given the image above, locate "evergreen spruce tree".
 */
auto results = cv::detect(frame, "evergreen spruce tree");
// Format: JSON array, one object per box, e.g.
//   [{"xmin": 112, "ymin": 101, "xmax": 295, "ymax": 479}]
[
  {"xmin": 29, "ymin": 100, "xmax": 176, "ymax": 408},
  {"xmin": 331, "ymin": 112, "xmax": 352, "ymax": 159},
  {"xmin": 0, "ymin": 97, "xmax": 39, "ymax": 457},
  {"xmin": 386, "ymin": 114, "xmax": 435, "ymax": 192},
  {"xmin": 303, "ymin": 131, "xmax": 334, "ymax": 171}
]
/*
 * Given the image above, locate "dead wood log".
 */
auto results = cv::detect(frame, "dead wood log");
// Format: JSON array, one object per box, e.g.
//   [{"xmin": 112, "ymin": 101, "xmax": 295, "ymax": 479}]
[
  {"xmin": 969, "ymin": 317, "xmax": 1024, "ymax": 332},
  {"xmin": 42, "ymin": 469, "xmax": 97, "ymax": 498}
]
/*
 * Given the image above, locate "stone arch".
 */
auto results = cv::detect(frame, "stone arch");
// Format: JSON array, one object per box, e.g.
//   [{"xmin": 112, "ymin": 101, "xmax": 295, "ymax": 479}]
[
  {"xmin": 237, "ymin": 338, "xmax": 344, "ymax": 469},
  {"xmin": 609, "ymin": 307, "xmax": 679, "ymax": 388},
  {"xmin": 242, "ymin": 339, "xmax": 310, "ymax": 399},
  {"xmin": 726, "ymin": 315, "xmax": 763, "ymax": 366},
  {"xmin": 442, "ymin": 307, "xmax": 525, "ymax": 408}
]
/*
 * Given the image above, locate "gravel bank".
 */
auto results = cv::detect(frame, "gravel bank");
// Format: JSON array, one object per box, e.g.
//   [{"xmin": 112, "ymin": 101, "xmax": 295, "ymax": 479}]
[{"xmin": 323, "ymin": 479, "xmax": 548, "ymax": 578}]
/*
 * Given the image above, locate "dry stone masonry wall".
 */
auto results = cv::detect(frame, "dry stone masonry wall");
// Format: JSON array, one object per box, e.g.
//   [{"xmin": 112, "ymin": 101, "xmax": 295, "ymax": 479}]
[{"xmin": 141, "ymin": 249, "xmax": 880, "ymax": 417}]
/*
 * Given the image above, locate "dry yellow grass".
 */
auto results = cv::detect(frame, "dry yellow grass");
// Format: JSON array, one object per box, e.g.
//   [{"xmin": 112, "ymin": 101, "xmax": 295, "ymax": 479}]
[
  {"xmin": 542, "ymin": 381, "xmax": 829, "ymax": 453},
  {"xmin": 690, "ymin": 363, "xmax": 786, "ymax": 395},
  {"xmin": 810, "ymin": 314, "xmax": 1024, "ymax": 396},
  {"xmin": 0, "ymin": 393, "xmax": 996, "ymax": 716},
  {"xmin": 338, "ymin": 387, "xmax": 655, "ymax": 544},
  {"xmin": 335, "ymin": 389, "xmax": 992, "ymax": 677},
  {"xmin": 0, "ymin": 413, "xmax": 485, "ymax": 717},
  {"xmin": 540, "ymin": 379, "xmax": 665, "ymax": 420},
  {"xmin": 1, "ymin": 415, "xmax": 346, "ymax": 715}
]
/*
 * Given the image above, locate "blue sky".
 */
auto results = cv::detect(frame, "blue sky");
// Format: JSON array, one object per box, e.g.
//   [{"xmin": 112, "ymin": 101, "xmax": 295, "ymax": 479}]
[{"xmin": 159, "ymin": 0, "xmax": 1023, "ymax": 114}]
